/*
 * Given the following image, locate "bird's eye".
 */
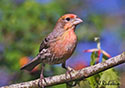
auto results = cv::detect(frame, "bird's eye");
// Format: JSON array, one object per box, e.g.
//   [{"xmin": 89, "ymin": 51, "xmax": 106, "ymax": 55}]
[{"xmin": 65, "ymin": 17, "xmax": 70, "ymax": 21}]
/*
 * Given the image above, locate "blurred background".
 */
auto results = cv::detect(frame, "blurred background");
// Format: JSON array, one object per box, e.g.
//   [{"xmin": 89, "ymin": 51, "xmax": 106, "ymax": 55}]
[{"xmin": 0, "ymin": 0, "xmax": 124, "ymax": 87}]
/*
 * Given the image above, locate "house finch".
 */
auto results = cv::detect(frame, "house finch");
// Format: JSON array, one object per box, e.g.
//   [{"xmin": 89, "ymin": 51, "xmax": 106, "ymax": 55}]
[{"xmin": 21, "ymin": 14, "xmax": 83, "ymax": 86}]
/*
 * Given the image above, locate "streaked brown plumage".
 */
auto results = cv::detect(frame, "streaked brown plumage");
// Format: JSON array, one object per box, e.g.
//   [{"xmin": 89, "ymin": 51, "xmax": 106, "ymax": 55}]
[{"xmin": 20, "ymin": 14, "xmax": 83, "ymax": 85}]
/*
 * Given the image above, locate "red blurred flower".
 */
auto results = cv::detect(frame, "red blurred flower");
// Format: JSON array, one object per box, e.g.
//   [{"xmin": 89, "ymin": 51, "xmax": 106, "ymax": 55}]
[
  {"xmin": 71, "ymin": 61, "xmax": 87, "ymax": 70},
  {"xmin": 83, "ymin": 37, "xmax": 111, "ymax": 63}
]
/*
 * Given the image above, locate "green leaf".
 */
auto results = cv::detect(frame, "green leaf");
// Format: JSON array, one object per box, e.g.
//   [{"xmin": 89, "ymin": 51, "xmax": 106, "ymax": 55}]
[
  {"xmin": 90, "ymin": 52, "xmax": 98, "ymax": 65},
  {"xmin": 99, "ymin": 68, "xmax": 120, "ymax": 88},
  {"xmin": 99, "ymin": 55, "xmax": 120, "ymax": 88},
  {"xmin": 87, "ymin": 76, "xmax": 98, "ymax": 88}
]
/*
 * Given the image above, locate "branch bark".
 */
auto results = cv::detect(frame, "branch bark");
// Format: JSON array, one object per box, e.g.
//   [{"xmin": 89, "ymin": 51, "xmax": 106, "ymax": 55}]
[{"xmin": 1, "ymin": 52, "xmax": 125, "ymax": 88}]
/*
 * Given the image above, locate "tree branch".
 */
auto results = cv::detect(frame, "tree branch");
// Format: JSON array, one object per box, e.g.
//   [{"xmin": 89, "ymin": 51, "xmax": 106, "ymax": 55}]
[{"xmin": 1, "ymin": 52, "xmax": 125, "ymax": 88}]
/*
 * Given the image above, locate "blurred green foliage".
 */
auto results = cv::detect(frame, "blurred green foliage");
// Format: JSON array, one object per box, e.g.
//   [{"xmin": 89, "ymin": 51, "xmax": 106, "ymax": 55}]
[{"xmin": 0, "ymin": 0, "xmax": 65, "ymax": 70}]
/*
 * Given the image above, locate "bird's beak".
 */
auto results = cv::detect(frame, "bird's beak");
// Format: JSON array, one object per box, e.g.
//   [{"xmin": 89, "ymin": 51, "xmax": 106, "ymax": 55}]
[{"xmin": 73, "ymin": 17, "xmax": 83, "ymax": 25}]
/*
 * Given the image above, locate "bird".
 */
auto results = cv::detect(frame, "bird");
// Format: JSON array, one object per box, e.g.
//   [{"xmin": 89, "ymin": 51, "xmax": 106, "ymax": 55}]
[{"xmin": 20, "ymin": 13, "xmax": 83, "ymax": 86}]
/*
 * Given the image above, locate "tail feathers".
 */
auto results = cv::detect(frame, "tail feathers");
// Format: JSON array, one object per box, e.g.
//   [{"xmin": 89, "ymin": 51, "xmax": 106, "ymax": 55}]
[{"xmin": 20, "ymin": 56, "xmax": 41, "ymax": 71}]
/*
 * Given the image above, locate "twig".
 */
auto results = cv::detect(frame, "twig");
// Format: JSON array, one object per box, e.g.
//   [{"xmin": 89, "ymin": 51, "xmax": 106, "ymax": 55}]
[{"xmin": 1, "ymin": 52, "xmax": 125, "ymax": 88}]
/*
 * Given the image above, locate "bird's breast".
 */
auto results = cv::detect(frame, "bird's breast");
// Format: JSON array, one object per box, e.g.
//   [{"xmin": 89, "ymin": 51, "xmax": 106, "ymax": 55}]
[{"xmin": 49, "ymin": 29, "xmax": 77, "ymax": 64}]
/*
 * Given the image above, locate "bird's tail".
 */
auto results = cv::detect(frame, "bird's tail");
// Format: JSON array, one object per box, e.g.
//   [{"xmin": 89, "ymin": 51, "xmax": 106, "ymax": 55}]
[{"xmin": 20, "ymin": 55, "xmax": 41, "ymax": 71}]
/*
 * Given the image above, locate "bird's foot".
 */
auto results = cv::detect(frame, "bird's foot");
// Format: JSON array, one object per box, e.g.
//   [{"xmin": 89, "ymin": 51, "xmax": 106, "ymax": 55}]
[
  {"xmin": 38, "ymin": 74, "xmax": 46, "ymax": 88},
  {"xmin": 38, "ymin": 78, "xmax": 46, "ymax": 88},
  {"xmin": 65, "ymin": 67, "xmax": 77, "ymax": 87},
  {"xmin": 66, "ymin": 67, "xmax": 75, "ymax": 79}
]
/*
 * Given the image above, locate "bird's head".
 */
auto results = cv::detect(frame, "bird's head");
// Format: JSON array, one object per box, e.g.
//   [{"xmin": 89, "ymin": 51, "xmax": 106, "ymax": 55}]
[{"xmin": 55, "ymin": 14, "xmax": 83, "ymax": 31}]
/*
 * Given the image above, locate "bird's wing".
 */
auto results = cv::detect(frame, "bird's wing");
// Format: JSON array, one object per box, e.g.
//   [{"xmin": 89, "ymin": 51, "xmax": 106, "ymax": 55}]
[
  {"xmin": 39, "ymin": 28, "xmax": 64, "ymax": 52},
  {"xmin": 39, "ymin": 38, "xmax": 48, "ymax": 52},
  {"xmin": 39, "ymin": 34, "xmax": 58, "ymax": 52}
]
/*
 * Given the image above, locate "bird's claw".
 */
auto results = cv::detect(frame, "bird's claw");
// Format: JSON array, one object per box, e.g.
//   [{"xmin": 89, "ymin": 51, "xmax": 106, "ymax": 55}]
[
  {"xmin": 67, "ymin": 67, "xmax": 75, "ymax": 72},
  {"xmin": 65, "ymin": 67, "xmax": 77, "ymax": 87},
  {"xmin": 65, "ymin": 67, "xmax": 75, "ymax": 79},
  {"xmin": 38, "ymin": 78, "xmax": 46, "ymax": 88}
]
